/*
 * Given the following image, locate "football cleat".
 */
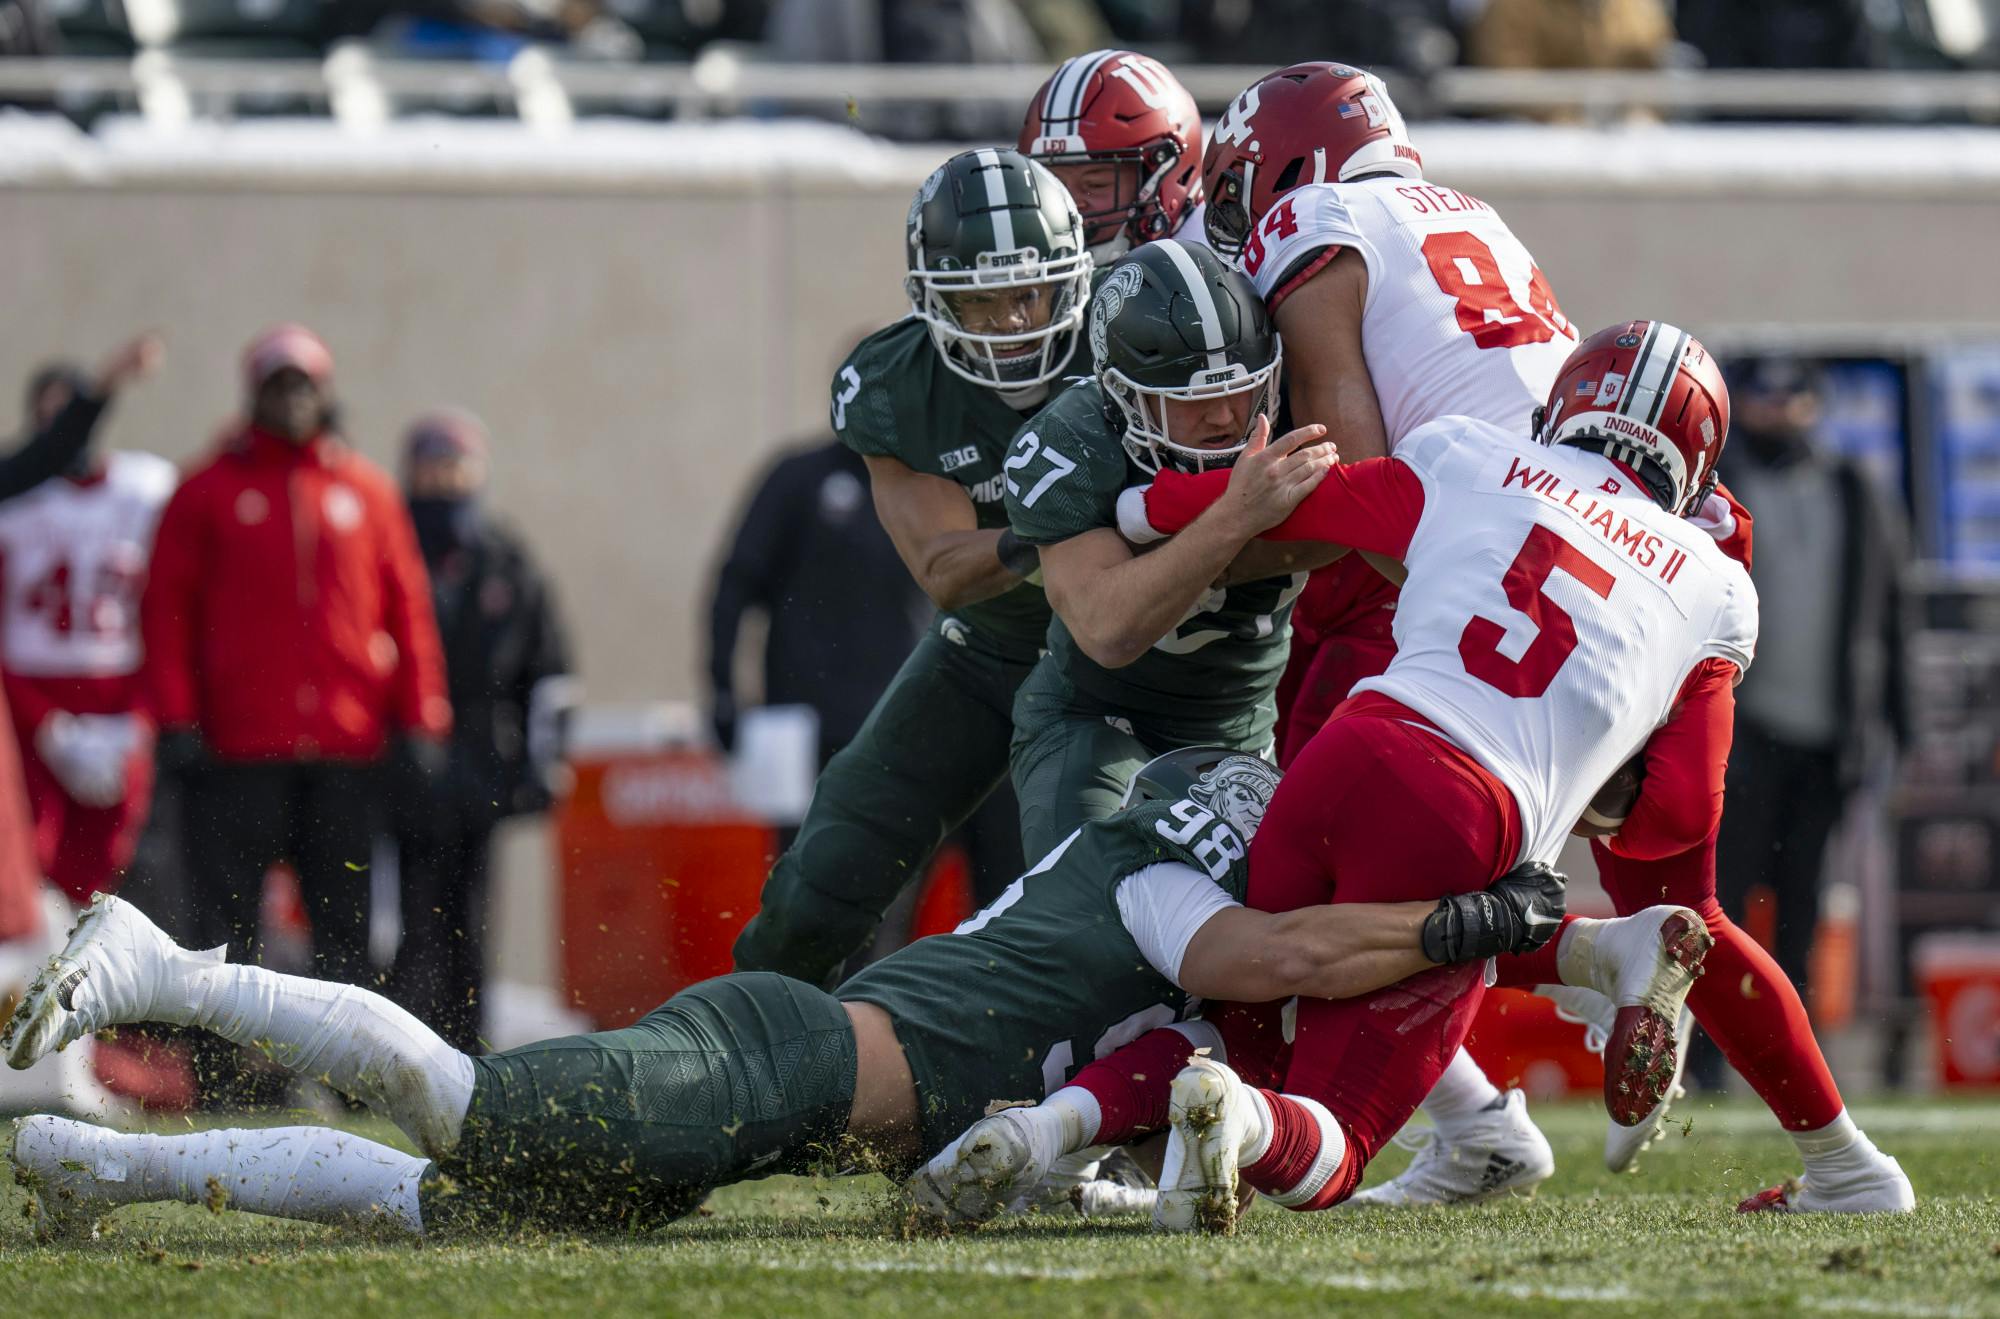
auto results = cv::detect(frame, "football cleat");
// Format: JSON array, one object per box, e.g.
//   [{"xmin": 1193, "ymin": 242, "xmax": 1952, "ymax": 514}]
[
  {"xmin": 1154, "ymin": 1055, "xmax": 1258, "ymax": 1234},
  {"xmin": 1574, "ymin": 905, "xmax": 1711, "ymax": 1127},
  {"xmin": 1347, "ymin": 1089, "xmax": 1553, "ymax": 1207},
  {"xmin": 2, "ymin": 894, "xmax": 221, "ymax": 1071},
  {"xmin": 9, "ymin": 1115, "xmax": 114, "ymax": 1242},
  {"xmin": 1738, "ymin": 1150, "xmax": 1915, "ymax": 1215},
  {"xmin": 904, "ymin": 1111, "xmax": 1051, "ymax": 1226},
  {"xmin": 1539, "ymin": 983, "xmax": 1693, "ymax": 1173}
]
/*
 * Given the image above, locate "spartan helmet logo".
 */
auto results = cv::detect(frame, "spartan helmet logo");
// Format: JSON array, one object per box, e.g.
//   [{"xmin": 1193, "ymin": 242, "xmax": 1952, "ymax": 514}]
[
  {"xmin": 1090, "ymin": 262, "xmax": 1147, "ymax": 363},
  {"xmin": 1190, "ymin": 755, "xmax": 1282, "ymax": 841}
]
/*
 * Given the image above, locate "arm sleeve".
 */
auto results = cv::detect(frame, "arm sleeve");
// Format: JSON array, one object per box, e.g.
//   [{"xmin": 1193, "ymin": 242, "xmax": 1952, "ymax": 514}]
[
  {"xmin": 1141, "ymin": 457, "xmax": 1427, "ymax": 558},
  {"xmin": 0, "ymin": 392, "xmax": 108, "ymax": 502},
  {"xmin": 1608, "ymin": 656, "xmax": 1739, "ymax": 861},
  {"xmin": 706, "ymin": 457, "xmax": 797, "ymax": 707},
  {"xmin": 1114, "ymin": 861, "xmax": 1242, "ymax": 985},
  {"xmin": 138, "ymin": 480, "xmax": 202, "ymax": 730},
  {"xmin": 377, "ymin": 486, "xmax": 452, "ymax": 738},
  {"xmin": 1693, "ymin": 480, "xmax": 1754, "ymax": 571}
]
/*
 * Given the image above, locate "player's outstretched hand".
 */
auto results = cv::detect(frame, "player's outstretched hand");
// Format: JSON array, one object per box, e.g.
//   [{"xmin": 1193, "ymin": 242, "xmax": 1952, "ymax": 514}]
[{"xmin": 1217, "ymin": 416, "xmax": 1334, "ymax": 537}]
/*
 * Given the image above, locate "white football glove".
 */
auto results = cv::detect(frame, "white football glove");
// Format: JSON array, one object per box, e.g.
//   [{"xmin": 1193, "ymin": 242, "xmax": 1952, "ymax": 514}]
[{"xmin": 34, "ymin": 712, "xmax": 142, "ymax": 808}]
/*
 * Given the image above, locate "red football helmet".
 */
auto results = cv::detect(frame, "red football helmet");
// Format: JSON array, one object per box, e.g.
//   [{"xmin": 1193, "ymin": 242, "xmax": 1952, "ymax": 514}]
[
  {"xmin": 1538, "ymin": 320, "xmax": 1731, "ymax": 516},
  {"xmin": 1019, "ymin": 49, "xmax": 1202, "ymax": 259},
  {"xmin": 1202, "ymin": 62, "xmax": 1420, "ymax": 261}
]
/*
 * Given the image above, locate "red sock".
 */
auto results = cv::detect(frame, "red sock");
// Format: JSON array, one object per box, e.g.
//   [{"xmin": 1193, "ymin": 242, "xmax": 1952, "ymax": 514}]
[
  {"xmin": 1490, "ymin": 914, "xmax": 1575, "ymax": 988},
  {"xmin": 1593, "ymin": 837, "xmax": 1843, "ymax": 1131},
  {"xmin": 1208, "ymin": 999, "xmax": 1291, "ymax": 1091},
  {"xmin": 1241, "ymin": 1091, "xmax": 1361, "ymax": 1211},
  {"xmin": 1067, "ymin": 1027, "xmax": 1207, "ymax": 1145}
]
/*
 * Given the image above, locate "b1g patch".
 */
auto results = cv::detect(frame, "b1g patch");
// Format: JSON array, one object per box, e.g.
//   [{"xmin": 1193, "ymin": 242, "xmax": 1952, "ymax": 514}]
[{"xmin": 939, "ymin": 445, "xmax": 981, "ymax": 473}]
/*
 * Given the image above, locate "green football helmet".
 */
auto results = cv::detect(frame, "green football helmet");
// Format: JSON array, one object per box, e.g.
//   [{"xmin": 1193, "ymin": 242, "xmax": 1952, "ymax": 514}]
[
  {"xmin": 905, "ymin": 147, "xmax": 1093, "ymax": 392},
  {"xmin": 1121, "ymin": 745, "xmax": 1282, "ymax": 842},
  {"xmin": 1089, "ymin": 238, "xmax": 1281, "ymax": 474}
]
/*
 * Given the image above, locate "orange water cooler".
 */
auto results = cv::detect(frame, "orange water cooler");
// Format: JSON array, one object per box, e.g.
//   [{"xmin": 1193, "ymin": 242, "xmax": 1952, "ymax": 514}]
[{"xmin": 555, "ymin": 740, "xmax": 774, "ymax": 1029}]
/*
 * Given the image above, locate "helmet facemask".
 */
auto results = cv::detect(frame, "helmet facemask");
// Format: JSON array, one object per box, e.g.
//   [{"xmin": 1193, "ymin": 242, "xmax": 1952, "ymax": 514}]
[
  {"xmin": 1203, "ymin": 164, "xmax": 1255, "ymax": 262},
  {"xmin": 1035, "ymin": 141, "xmax": 1186, "ymax": 261},
  {"xmin": 1104, "ymin": 340, "xmax": 1283, "ymax": 475},
  {"xmin": 908, "ymin": 249, "xmax": 1092, "ymax": 391}
]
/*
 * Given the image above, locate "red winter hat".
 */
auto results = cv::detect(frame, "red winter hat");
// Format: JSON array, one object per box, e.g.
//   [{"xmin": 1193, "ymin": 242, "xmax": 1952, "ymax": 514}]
[{"xmin": 243, "ymin": 323, "xmax": 334, "ymax": 394}]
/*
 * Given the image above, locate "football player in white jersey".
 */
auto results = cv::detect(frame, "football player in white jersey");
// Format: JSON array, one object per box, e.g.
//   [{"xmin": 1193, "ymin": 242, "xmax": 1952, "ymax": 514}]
[
  {"xmin": 1121, "ymin": 322, "xmax": 1914, "ymax": 1221},
  {"xmin": 1018, "ymin": 49, "xmax": 1207, "ymax": 265},
  {"xmin": 1191, "ymin": 60, "xmax": 1589, "ymax": 1194},
  {"xmin": 0, "ymin": 428, "xmax": 175, "ymax": 907},
  {"xmin": 1194, "ymin": 62, "xmax": 1888, "ymax": 1208}
]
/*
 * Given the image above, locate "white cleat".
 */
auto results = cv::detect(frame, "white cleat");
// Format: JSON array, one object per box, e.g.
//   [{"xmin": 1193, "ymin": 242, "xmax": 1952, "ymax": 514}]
[
  {"xmin": 9, "ymin": 1114, "xmax": 117, "ymax": 1242},
  {"xmin": 1, "ymin": 894, "xmax": 221, "ymax": 1072},
  {"xmin": 904, "ymin": 1111, "xmax": 1050, "ymax": 1226},
  {"xmin": 1539, "ymin": 983, "xmax": 1693, "ymax": 1173},
  {"xmin": 1738, "ymin": 1149, "xmax": 1916, "ymax": 1215},
  {"xmin": 1347, "ymin": 1089, "xmax": 1554, "ymax": 1206},
  {"xmin": 1154, "ymin": 1055, "xmax": 1257, "ymax": 1235},
  {"xmin": 999, "ymin": 1147, "xmax": 1157, "ymax": 1219},
  {"xmin": 1572, "ymin": 905, "xmax": 1711, "ymax": 1128}
]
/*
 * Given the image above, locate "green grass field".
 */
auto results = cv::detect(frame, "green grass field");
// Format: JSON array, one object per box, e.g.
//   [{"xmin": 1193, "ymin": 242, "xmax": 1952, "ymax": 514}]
[{"xmin": 3, "ymin": 1097, "xmax": 1997, "ymax": 1318}]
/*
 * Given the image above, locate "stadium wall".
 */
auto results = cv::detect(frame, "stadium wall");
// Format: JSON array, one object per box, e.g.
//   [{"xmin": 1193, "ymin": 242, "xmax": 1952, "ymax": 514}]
[{"xmin": 6, "ymin": 115, "xmax": 2000, "ymax": 702}]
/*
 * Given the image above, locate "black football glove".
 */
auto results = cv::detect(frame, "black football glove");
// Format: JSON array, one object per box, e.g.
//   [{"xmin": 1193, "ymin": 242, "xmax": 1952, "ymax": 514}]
[{"xmin": 1420, "ymin": 861, "xmax": 1568, "ymax": 964}]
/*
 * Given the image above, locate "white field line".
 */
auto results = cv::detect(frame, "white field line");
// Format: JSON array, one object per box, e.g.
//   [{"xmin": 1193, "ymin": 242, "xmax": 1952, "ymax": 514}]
[
  {"xmin": 746, "ymin": 1256, "xmax": 1984, "ymax": 1318},
  {"xmin": 1523, "ymin": 1103, "xmax": 2000, "ymax": 1141}
]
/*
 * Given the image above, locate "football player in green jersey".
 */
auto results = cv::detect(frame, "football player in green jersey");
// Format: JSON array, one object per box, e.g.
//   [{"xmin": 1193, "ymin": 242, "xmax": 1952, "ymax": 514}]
[
  {"xmin": 732, "ymin": 146, "xmax": 1094, "ymax": 986},
  {"xmin": 7, "ymin": 749, "xmax": 1569, "ymax": 1237},
  {"xmin": 1004, "ymin": 238, "xmax": 1342, "ymax": 857}
]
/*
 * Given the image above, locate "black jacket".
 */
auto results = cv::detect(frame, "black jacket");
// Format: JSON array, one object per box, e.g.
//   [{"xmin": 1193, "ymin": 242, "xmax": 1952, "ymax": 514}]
[
  {"xmin": 0, "ymin": 391, "xmax": 108, "ymax": 502},
  {"xmin": 419, "ymin": 513, "xmax": 572, "ymax": 824},
  {"xmin": 706, "ymin": 439, "xmax": 927, "ymax": 759}
]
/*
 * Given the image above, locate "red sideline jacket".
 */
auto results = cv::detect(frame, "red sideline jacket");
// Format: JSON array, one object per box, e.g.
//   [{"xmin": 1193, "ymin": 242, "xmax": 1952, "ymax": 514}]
[{"xmin": 141, "ymin": 427, "xmax": 451, "ymax": 762}]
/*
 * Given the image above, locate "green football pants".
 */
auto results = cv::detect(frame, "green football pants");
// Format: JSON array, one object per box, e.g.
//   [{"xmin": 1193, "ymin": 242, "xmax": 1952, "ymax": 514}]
[{"xmin": 427, "ymin": 972, "xmax": 856, "ymax": 1230}]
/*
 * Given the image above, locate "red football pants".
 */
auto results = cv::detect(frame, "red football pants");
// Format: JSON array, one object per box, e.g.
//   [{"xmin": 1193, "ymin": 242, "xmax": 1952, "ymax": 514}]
[
  {"xmin": 1273, "ymin": 603, "xmax": 1397, "ymax": 769},
  {"xmin": 19, "ymin": 744, "xmax": 152, "ymax": 905},
  {"xmin": 1234, "ymin": 712, "xmax": 1521, "ymax": 1190},
  {"xmin": 0, "ymin": 687, "xmax": 41, "ymax": 943}
]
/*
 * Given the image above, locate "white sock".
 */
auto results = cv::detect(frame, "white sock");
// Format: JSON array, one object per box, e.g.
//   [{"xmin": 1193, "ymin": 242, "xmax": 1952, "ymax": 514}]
[
  {"xmin": 169, "ymin": 962, "xmax": 474, "ymax": 1158},
  {"xmin": 1243, "ymin": 1087, "xmax": 1275, "ymax": 1165},
  {"xmin": 1555, "ymin": 916, "xmax": 1609, "ymax": 992},
  {"xmin": 1419, "ymin": 1048, "xmax": 1503, "ymax": 1139},
  {"xmin": 15, "ymin": 1115, "xmax": 427, "ymax": 1235},
  {"xmin": 1041, "ymin": 1085, "xmax": 1103, "ymax": 1152},
  {"xmin": 1792, "ymin": 1109, "xmax": 1867, "ymax": 1175}
]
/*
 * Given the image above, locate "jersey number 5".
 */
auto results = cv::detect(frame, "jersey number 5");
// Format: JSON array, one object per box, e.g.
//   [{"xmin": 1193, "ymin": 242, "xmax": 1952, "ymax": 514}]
[
  {"xmin": 1421, "ymin": 232, "xmax": 1571, "ymax": 350},
  {"xmin": 1459, "ymin": 523, "xmax": 1614, "ymax": 699}
]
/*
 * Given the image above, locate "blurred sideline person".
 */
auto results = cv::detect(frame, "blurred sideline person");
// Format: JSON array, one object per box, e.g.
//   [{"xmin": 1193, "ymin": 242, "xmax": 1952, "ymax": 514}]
[
  {"xmin": 0, "ymin": 331, "xmax": 163, "ymax": 1119},
  {"xmin": 705, "ymin": 434, "xmax": 927, "ymax": 769},
  {"xmin": 730, "ymin": 148, "xmax": 1091, "ymax": 986},
  {"xmin": 388, "ymin": 410, "xmax": 574, "ymax": 1054},
  {"xmin": 141, "ymin": 324, "xmax": 450, "ymax": 1101},
  {"xmin": 1699, "ymin": 359, "xmax": 1912, "ymax": 1086},
  {"xmin": 0, "ymin": 366, "xmax": 175, "ymax": 907}
]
